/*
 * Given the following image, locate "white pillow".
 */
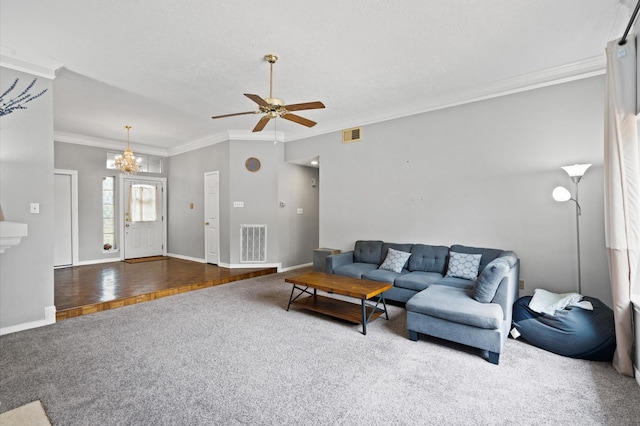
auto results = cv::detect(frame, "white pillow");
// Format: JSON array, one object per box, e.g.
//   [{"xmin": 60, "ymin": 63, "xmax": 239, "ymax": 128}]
[
  {"xmin": 446, "ymin": 251, "xmax": 482, "ymax": 280},
  {"xmin": 378, "ymin": 248, "xmax": 412, "ymax": 273}
]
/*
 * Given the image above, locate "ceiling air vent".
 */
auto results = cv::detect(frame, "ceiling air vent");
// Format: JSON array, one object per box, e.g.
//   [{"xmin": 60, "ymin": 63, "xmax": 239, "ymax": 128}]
[{"xmin": 342, "ymin": 127, "xmax": 361, "ymax": 144}]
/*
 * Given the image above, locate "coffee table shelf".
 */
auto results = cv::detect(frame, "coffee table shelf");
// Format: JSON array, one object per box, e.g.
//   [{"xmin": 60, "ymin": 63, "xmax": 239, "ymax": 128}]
[{"xmin": 292, "ymin": 295, "xmax": 385, "ymax": 324}]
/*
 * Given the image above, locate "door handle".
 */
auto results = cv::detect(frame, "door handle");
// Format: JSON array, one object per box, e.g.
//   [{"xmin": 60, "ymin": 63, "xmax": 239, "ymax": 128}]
[
  {"xmin": 205, "ymin": 222, "xmax": 209, "ymax": 225},
  {"xmin": 125, "ymin": 224, "xmax": 130, "ymax": 227}
]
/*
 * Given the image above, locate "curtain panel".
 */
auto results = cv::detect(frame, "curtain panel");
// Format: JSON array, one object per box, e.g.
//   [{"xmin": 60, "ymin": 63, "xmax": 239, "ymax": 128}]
[{"xmin": 604, "ymin": 33, "xmax": 640, "ymax": 377}]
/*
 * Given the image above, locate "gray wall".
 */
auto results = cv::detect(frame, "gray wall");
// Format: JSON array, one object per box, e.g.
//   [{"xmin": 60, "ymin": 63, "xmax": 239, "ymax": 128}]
[
  {"xmin": 228, "ymin": 140, "xmax": 284, "ymax": 265},
  {"xmin": 278, "ymin": 163, "xmax": 319, "ymax": 268},
  {"xmin": 54, "ymin": 142, "xmax": 167, "ymax": 262},
  {"xmin": 166, "ymin": 139, "xmax": 319, "ymax": 269},
  {"xmin": 286, "ymin": 76, "xmax": 612, "ymax": 306},
  {"xmin": 0, "ymin": 66, "xmax": 55, "ymax": 329},
  {"xmin": 167, "ymin": 142, "xmax": 230, "ymax": 261}
]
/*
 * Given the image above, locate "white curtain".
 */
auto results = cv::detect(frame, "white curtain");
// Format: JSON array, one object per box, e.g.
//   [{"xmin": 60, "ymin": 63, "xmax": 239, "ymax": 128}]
[
  {"xmin": 604, "ymin": 33, "xmax": 640, "ymax": 377},
  {"xmin": 129, "ymin": 184, "xmax": 158, "ymax": 222}
]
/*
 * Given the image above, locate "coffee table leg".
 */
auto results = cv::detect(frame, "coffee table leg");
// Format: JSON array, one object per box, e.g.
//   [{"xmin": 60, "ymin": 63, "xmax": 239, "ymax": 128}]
[{"xmin": 361, "ymin": 299, "xmax": 367, "ymax": 335}]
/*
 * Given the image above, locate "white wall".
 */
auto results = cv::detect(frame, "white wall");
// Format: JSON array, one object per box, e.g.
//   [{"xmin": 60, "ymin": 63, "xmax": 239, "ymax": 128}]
[
  {"xmin": 0, "ymin": 66, "xmax": 55, "ymax": 331},
  {"xmin": 286, "ymin": 76, "xmax": 612, "ymax": 306}
]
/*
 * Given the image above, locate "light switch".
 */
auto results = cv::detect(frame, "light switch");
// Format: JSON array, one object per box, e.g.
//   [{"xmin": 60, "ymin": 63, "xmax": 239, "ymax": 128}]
[
  {"xmin": 30, "ymin": 203, "xmax": 40, "ymax": 214},
  {"xmin": 233, "ymin": 201, "xmax": 244, "ymax": 208},
  {"xmin": 297, "ymin": 208, "xmax": 303, "ymax": 215}
]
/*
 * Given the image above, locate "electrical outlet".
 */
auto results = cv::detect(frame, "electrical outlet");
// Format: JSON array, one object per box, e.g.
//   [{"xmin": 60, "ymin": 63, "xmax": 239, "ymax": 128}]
[{"xmin": 519, "ymin": 279, "xmax": 525, "ymax": 290}]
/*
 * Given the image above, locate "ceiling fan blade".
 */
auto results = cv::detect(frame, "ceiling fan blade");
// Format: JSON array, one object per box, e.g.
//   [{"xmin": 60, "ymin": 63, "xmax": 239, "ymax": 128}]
[
  {"xmin": 244, "ymin": 93, "xmax": 270, "ymax": 108},
  {"xmin": 252, "ymin": 115, "xmax": 271, "ymax": 132},
  {"xmin": 211, "ymin": 111, "xmax": 259, "ymax": 119},
  {"xmin": 284, "ymin": 101, "xmax": 326, "ymax": 112},
  {"xmin": 282, "ymin": 113, "xmax": 317, "ymax": 128}
]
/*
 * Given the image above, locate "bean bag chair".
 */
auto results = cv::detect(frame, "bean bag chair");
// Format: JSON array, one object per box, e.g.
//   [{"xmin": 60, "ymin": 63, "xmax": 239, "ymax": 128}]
[{"xmin": 512, "ymin": 295, "xmax": 616, "ymax": 361}]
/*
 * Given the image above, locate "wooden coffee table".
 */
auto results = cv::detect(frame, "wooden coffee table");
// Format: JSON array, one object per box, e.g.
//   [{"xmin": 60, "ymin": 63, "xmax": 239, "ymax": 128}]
[{"xmin": 285, "ymin": 272, "xmax": 392, "ymax": 335}]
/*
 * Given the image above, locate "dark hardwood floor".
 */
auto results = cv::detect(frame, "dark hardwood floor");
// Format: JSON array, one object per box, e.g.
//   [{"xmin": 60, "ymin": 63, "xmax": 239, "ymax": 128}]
[{"xmin": 54, "ymin": 257, "xmax": 277, "ymax": 321}]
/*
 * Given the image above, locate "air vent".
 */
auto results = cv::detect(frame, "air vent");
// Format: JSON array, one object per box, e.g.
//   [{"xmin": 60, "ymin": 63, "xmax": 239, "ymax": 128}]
[{"xmin": 342, "ymin": 127, "xmax": 361, "ymax": 143}]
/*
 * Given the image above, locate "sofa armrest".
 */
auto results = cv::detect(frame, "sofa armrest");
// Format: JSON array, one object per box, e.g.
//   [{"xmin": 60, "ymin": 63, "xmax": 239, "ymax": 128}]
[
  {"xmin": 491, "ymin": 259, "xmax": 520, "ymax": 321},
  {"xmin": 325, "ymin": 251, "xmax": 354, "ymax": 274}
]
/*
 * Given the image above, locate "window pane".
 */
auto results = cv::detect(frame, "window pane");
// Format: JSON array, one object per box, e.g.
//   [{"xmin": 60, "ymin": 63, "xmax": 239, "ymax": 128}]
[
  {"xmin": 148, "ymin": 157, "xmax": 162, "ymax": 173},
  {"xmin": 102, "ymin": 176, "xmax": 116, "ymax": 250}
]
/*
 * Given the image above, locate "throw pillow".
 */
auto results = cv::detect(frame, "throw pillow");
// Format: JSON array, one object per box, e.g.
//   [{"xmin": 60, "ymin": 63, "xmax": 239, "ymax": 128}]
[
  {"xmin": 378, "ymin": 248, "xmax": 412, "ymax": 273},
  {"xmin": 446, "ymin": 251, "xmax": 482, "ymax": 280},
  {"xmin": 473, "ymin": 258, "xmax": 510, "ymax": 303}
]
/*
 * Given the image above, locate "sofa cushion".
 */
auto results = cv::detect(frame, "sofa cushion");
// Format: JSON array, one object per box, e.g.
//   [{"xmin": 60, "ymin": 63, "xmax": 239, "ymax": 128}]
[
  {"xmin": 394, "ymin": 271, "xmax": 443, "ymax": 292},
  {"xmin": 433, "ymin": 275, "xmax": 475, "ymax": 290},
  {"xmin": 446, "ymin": 251, "xmax": 482, "ymax": 280},
  {"xmin": 408, "ymin": 244, "xmax": 449, "ymax": 273},
  {"xmin": 334, "ymin": 262, "xmax": 379, "ymax": 278},
  {"xmin": 379, "ymin": 248, "xmax": 412, "ymax": 273},
  {"xmin": 473, "ymin": 258, "xmax": 511, "ymax": 303},
  {"xmin": 353, "ymin": 240, "xmax": 384, "ymax": 264},
  {"xmin": 362, "ymin": 268, "xmax": 407, "ymax": 283},
  {"xmin": 406, "ymin": 286, "xmax": 503, "ymax": 330},
  {"xmin": 450, "ymin": 244, "xmax": 503, "ymax": 274}
]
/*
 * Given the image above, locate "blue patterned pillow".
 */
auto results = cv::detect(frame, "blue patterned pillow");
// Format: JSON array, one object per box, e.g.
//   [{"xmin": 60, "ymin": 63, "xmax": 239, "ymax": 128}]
[
  {"xmin": 378, "ymin": 248, "xmax": 412, "ymax": 273},
  {"xmin": 446, "ymin": 251, "xmax": 482, "ymax": 280}
]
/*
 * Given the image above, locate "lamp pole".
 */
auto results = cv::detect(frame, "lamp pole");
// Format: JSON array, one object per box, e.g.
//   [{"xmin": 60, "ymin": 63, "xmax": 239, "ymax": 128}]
[{"xmin": 572, "ymin": 178, "xmax": 582, "ymax": 295}]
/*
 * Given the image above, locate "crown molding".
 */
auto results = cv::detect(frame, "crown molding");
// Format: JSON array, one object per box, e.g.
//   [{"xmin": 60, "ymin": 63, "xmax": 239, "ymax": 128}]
[
  {"xmin": 284, "ymin": 55, "xmax": 606, "ymax": 142},
  {"xmin": 167, "ymin": 132, "xmax": 229, "ymax": 156},
  {"xmin": 0, "ymin": 45, "xmax": 63, "ymax": 79},
  {"xmin": 167, "ymin": 130, "xmax": 285, "ymax": 156},
  {"xmin": 227, "ymin": 130, "xmax": 285, "ymax": 142},
  {"xmin": 54, "ymin": 131, "xmax": 169, "ymax": 157}
]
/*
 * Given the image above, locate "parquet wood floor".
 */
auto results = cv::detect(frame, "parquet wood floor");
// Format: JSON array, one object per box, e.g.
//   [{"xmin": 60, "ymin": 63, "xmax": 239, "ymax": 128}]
[{"xmin": 54, "ymin": 258, "xmax": 277, "ymax": 321}]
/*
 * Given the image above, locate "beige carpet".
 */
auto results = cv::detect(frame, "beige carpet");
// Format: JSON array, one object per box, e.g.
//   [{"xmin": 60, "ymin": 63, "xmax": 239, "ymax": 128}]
[{"xmin": 0, "ymin": 401, "xmax": 51, "ymax": 426}]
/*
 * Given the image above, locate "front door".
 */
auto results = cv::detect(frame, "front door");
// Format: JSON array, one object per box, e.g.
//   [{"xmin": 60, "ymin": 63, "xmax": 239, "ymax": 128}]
[
  {"xmin": 122, "ymin": 178, "xmax": 165, "ymax": 259},
  {"xmin": 204, "ymin": 171, "xmax": 220, "ymax": 264}
]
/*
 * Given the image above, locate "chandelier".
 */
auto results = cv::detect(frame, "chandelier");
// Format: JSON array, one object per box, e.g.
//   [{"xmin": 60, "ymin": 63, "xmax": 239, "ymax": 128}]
[{"xmin": 114, "ymin": 125, "xmax": 141, "ymax": 175}]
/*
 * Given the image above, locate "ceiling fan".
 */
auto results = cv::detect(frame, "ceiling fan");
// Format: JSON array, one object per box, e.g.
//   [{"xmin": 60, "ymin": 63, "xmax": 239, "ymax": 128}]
[{"xmin": 211, "ymin": 54, "xmax": 325, "ymax": 132}]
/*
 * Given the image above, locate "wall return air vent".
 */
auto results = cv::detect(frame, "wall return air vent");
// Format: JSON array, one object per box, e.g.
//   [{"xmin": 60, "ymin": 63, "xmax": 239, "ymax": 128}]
[{"xmin": 342, "ymin": 127, "xmax": 361, "ymax": 144}]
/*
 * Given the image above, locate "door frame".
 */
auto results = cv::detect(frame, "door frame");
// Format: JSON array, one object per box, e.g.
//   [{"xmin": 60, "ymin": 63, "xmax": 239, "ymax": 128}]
[
  {"xmin": 118, "ymin": 175, "xmax": 167, "ymax": 260},
  {"xmin": 204, "ymin": 171, "xmax": 220, "ymax": 264},
  {"xmin": 54, "ymin": 169, "xmax": 79, "ymax": 267}
]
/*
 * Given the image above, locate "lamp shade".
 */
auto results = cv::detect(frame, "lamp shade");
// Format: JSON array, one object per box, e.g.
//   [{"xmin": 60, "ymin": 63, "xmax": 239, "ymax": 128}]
[
  {"xmin": 561, "ymin": 163, "xmax": 592, "ymax": 178},
  {"xmin": 552, "ymin": 186, "xmax": 572, "ymax": 202}
]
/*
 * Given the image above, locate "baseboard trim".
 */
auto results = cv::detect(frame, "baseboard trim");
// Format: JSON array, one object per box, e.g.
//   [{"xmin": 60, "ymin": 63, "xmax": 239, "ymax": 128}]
[
  {"xmin": 166, "ymin": 253, "xmax": 206, "ymax": 263},
  {"xmin": 0, "ymin": 305, "xmax": 56, "ymax": 336},
  {"xmin": 279, "ymin": 262, "xmax": 312, "ymax": 272},
  {"xmin": 221, "ymin": 262, "xmax": 282, "ymax": 270},
  {"xmin": 75, "ymin": 258, "xmax": 121, "ymax": 266}
]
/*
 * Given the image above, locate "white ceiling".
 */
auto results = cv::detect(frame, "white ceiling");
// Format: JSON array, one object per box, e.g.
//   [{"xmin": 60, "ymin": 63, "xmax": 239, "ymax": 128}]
[{"xmin": 0, "ymin": 1, "xmax": 637, "ymax": 155}]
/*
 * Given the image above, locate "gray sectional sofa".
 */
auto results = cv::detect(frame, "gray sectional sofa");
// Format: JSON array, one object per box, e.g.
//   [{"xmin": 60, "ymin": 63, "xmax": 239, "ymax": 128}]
[{"xmin": 325, "ymin": 240, "xmax": 520, "ymax": 364}]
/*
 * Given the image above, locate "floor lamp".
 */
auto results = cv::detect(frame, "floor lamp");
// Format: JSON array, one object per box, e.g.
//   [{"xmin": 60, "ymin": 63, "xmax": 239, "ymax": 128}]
[{"xmin": 552, "ymin": 163, "xmax": 591, "ymax": 295}]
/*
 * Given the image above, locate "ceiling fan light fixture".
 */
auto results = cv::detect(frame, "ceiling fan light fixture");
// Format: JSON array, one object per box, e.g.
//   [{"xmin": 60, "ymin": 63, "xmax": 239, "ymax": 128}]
[{"xmin": 211, "ymin": 54, "xmax": 325, "ymax": 133}]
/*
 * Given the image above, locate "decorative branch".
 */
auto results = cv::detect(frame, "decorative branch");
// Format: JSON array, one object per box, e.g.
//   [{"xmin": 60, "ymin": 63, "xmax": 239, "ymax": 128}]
[{"xmin": 0, "ymin": 78, "xmax": 48, "ymax": 117}]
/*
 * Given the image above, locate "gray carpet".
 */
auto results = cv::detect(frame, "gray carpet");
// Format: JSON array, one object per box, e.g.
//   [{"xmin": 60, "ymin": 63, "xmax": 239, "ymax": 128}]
[{"xmin": 1, "ymin": 270, "xmax": 638, "ymax": 425}]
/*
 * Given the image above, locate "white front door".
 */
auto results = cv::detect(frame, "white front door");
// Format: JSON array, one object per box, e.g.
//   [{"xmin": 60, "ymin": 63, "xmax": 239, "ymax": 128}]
[
  {"xmin": 122, "ymin": 178, "xmax": 165, "ymax": 259},
  {"xmin": 204, "ymin": 171, "xmax": 220, "ymax": 264}
]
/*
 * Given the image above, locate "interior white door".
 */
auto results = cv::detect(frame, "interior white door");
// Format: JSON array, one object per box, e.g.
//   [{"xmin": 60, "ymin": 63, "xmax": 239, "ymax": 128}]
[
  {"xmin": 54, "ymin": 173, "xmax": 73, "ymax": 267},
  {"xmin": 204, "ymin": 171, "xmax": 220, "ymax": 264},
  {"xmin": 124, "ymin": 179, "xmax": 164, "ymax": 259}
]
